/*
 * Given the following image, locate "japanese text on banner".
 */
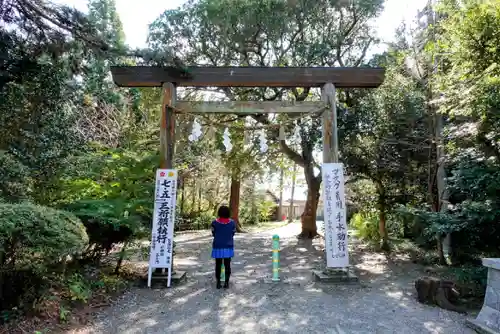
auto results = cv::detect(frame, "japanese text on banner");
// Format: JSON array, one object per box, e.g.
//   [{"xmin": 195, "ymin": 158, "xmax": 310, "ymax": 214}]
[
  {"xmin": 149, "ymin": 169, "xmax": 177, "ymax": 269},
  {"xmin": 322, "ymin": 163, "xmax": 349, "ymax": 268}
]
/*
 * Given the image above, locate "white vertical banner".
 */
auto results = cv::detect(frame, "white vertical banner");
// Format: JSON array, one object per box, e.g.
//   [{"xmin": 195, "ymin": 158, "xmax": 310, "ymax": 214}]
[
  {"xmin": 148, "ymin": 169, "xmax": 178, "ymax": 287},
  {"xmin": 322, "ymin": 163, "xmax": 349, "ymax": 268}
]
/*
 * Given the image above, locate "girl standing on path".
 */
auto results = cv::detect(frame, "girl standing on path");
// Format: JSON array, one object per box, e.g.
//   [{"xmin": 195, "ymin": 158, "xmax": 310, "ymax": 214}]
[{"xmin": 211, "ymin": 205, "xmax": 236, "ymax": 289}]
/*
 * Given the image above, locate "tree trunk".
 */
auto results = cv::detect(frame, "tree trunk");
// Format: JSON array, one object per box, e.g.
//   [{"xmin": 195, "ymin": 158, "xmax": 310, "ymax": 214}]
[
  {"xmin": 197, "ymin": 182, "xmax": 202, "ymax": 212},
  {"xmin": 436, "ymin": 234, "xmax": 445, "ymax": 264},
  {"xmin": 379, "ymin": 209, "xmax": 389, "ymax": 251},
  {"xmin": 425, "ymin": 0, "xmax": 449, "ymax": 265},
  {"xmin": 299, "ymin": 179, "xmax": 320, "ymax": 239},
  {"xmin": 278, "ymin": 165, "xmax": 284, "ymax": 221},
  {"xmin": 288, "ymin": 163, "xmax": 297, "ymax": 223},
  {"xmin": 114, "ymin": 242, "xmax": 128, "ymax": 275},
  {"xmin": 428, "ymin": 110, "xmax": 445, "ymax": 263},
  {"xmin": 375, "ymin": 180, "xmax": 390, "ymax": 251},
  {"xmin": 179, "ymin": 176, "xmax": 185, "ymax": 216},
  {"xmin": 435, "ymin": 109, "xmax": 451, "ymax": 264},
  {"xmin": 229, "ymin": 171, "xmax": 244, "ymax": 232},
  {"xmin": 190, "ymin": 178, "xmax": 196, "ymax": 213},
  {"xmin": 250, "ymin": 178, "xmax": 257, "ymax": 223},
  {"xmin": 209, "ymin": 181, "xmax": 219, "ymax": 214}
]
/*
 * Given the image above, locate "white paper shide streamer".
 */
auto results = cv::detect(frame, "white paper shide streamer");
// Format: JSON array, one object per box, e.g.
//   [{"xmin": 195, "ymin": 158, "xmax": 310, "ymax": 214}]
[
  {"xmin": 188, "ymin": 119, "xmax": 202, "ymax": 142},
  {"xmin": 294, "ymin": 125, "xmax": 301, "ymax": 140},
  {"xmin": 222, "ymin": 127, "xmax": 232, "ymax": 152},
  {"xmin": 259, "ymin": 130, "xmax": 268, "ymax": 153}
]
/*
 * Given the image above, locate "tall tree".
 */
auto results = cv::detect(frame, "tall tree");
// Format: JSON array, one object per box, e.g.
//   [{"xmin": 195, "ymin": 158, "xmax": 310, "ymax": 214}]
[
  {"xmin": 148, "ymin": 0, "xmax": 384, "ymax": 238},
  {"xmin": 76, "ymin": 0, "xmax": 134, "ymax": 147},
  {"xmin": 431, "ymin": 0, "xmax": 500, "ymax": 261},
  {"xmin": 343, "ymin": 52, "xmax": 429, "ymax": 250},
  {"xmin": 288, "ymin": 163, "xmax": 298, "ymax": 222},
  {"xmin": 0, "ymin": 0, "xmax": 90, "ymax": 204},
  {"xmin": 84, "ymin": 0, "xmax": 126, "ymax": 105}
]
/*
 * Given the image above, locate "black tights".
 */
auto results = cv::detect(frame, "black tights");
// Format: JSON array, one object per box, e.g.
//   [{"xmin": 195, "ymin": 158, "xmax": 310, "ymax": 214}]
[{"xmin": 215, "ymin": 258, "xmax": 231, "ymax": 282}]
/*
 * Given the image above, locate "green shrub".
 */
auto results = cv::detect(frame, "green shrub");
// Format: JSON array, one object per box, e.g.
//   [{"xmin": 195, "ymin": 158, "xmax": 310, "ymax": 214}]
[
  {"xmin": 350, "ymin": 210, "xmax": 380, "ymax": 242},
  {"xmin": 238, "ymin": 205, "xmax": 255, "ymax": 225},
  {"xmin": 0, "ymin": 202, "xmax": 88, "ymax": 271},
  {"xmin": 258, "ymin": 200, "xmax": 276, "ymax": 222},
  {"xmin": 65, "ymin": 273, "xmax": 92, "ymax": 303},
  {"xmin": 191, "ymin": 211, "xmax": 214, "ymax": 229},
  {"xmin": 0, "ymin": 202, "xmax": 88, "ymax": 312},
  {"xmin": 453, "ymin": 266, "xmax": 488, "ymax": 292},
  {"xmin": 62, "ymin": 199, "xmax": 146, "ymax": 260}
]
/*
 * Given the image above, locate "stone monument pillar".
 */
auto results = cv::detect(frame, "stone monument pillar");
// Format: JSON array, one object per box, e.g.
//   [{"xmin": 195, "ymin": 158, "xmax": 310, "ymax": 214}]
[{"xmin": 467, "ymin": 258, "xmax": 500, "ymax": 334}]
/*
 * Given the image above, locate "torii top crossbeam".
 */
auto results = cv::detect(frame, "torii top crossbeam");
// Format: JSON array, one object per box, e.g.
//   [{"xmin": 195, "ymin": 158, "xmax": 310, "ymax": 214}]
[{"xmin": 110, "ymin": 66, "xmax": 385, "ymax": 88}]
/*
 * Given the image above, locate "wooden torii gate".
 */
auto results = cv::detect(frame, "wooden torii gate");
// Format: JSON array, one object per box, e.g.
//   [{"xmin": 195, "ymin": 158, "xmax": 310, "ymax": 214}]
[{"xmin": 110, "ymin": 66, "xmax": 385, "ymax": 283}]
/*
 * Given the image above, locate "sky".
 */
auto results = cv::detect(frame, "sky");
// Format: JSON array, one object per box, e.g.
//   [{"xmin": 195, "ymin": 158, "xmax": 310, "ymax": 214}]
[
  {"xmin": 54, "ymin": 0, "xmax": 428, "ymax": 50},
  {"xmin": 54, "ymin": 0, "xmax": 428, "ymax": 201}
]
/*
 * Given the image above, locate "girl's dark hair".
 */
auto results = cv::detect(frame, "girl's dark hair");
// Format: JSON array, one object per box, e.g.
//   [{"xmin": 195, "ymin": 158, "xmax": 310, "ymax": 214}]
[{"xmin": 217, "ymin": 205, "xmax": 231, "ymax": 219}]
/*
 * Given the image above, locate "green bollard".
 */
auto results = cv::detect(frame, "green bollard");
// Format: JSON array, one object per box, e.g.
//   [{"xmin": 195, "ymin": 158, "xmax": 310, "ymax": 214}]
[
  {"xmin": 221, "ymin": 263, "xmax": 225, "ymax": 282},
  {"xmin": 272, "ymin": 234, "xmax": 280, "ymax": 281}
]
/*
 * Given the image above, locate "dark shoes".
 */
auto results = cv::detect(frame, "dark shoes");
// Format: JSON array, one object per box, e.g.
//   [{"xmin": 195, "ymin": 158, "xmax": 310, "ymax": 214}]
[{"xmin": 216, "ymin": 281, "xmax": 229, "ymax": 289}]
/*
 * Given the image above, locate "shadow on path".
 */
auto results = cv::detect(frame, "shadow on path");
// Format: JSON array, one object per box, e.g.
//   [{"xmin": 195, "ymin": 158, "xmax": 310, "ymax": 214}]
[{"xmin": 70, "ymin": 223, "xmax": 474, "ymax": 334}]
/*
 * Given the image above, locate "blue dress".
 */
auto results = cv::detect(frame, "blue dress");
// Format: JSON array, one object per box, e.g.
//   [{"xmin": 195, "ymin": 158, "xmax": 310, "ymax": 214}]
[{"xmin": 211, "ymin": 218, "xmax": 235, "ymax": 259}]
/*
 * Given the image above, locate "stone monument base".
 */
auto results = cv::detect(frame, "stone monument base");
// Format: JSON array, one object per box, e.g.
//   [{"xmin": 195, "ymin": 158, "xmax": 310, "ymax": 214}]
[
  {"xmin": 312, "ymin": 267, "xmax": 359, "ymax": 284},
  {"xmin": 466, "ymin": 258, "xmax": 500, "ymax": 334},
  {"xmin": 467, "ymin": 317, "xmax": 500, "ymax": 334},
  {"xmin": 258, "ymin": 276, "xmax": 294, "ymax": 285}
]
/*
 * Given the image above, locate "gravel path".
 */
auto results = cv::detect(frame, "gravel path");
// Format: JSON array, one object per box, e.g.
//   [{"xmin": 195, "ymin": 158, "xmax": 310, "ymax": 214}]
[{"xmin": 70, "ymin": 223, "xmax": 474, "ymax": 334}]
